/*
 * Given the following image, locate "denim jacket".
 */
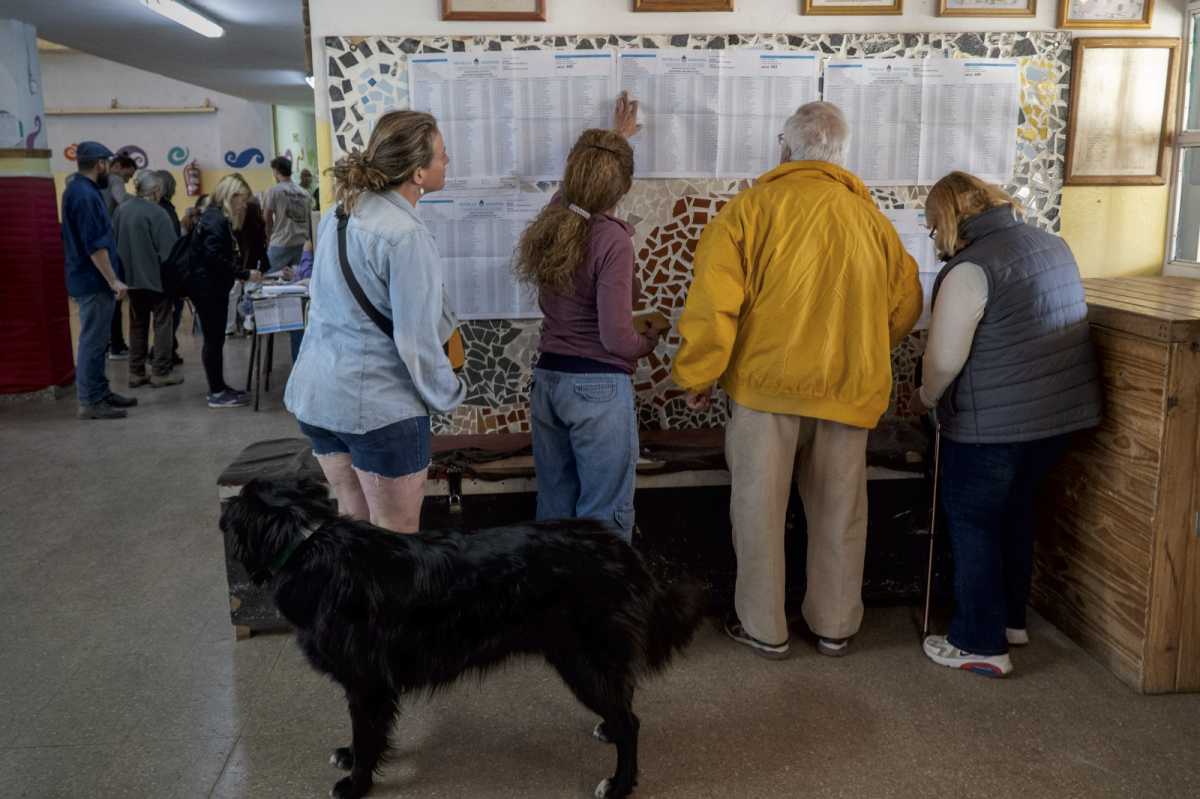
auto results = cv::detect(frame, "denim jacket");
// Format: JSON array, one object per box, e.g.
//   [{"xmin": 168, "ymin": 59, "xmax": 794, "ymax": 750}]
[{"xmin": 284, "ymin": 191, "xmax": 466, "ymax": 434}]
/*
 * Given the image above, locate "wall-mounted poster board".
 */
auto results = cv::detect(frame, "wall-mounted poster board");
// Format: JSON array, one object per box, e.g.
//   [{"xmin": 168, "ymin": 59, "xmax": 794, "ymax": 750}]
[
  {"xmin": 1065, "ymin": 37, "xmax": 1180, "ymax": 186},
  {"xmin": 323, "ymin": 32, "xmax": 1070, "ymax": 435}
]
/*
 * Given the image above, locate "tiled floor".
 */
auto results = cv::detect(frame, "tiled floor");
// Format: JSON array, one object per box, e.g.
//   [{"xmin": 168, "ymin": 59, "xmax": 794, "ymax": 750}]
[{"xmin": 1, "ymin": 327, "xmax": 1198, "ymax": 799}]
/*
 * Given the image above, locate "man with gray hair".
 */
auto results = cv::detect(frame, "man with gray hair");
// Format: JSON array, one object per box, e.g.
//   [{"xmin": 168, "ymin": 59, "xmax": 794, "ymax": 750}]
[
  {"xmin": 112, "ymin": 169, "xmax": 183, "ymax": 388},
  {"xmin": 673, "ymin": 101, "xmax": 922, "ymax": 660}
]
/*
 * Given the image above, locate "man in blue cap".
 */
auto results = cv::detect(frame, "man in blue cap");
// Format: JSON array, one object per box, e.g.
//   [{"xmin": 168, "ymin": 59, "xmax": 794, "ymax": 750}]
[{"xmin": 62, "ymin": 141, "xmax": 138, "ymax": 419}]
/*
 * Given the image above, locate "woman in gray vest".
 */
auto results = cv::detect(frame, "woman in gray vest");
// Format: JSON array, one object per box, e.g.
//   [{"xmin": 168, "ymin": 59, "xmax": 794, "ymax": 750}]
[{"xmin": 909, "ymin": 171, "xmax": 1103, "ymax": 678}]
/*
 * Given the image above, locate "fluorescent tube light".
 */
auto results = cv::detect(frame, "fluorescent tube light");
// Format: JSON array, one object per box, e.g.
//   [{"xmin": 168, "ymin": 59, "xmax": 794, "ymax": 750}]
[{"xmin": 140, "ymin": 0, "xmax": 224, "ymax": 39}]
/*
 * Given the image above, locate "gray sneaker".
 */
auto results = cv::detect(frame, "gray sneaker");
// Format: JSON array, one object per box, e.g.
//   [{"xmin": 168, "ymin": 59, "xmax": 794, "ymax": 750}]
[
  {"xmin": 78, "ymin": 401, "xmax": 127, "ymax": 420},
  {"xmin": 150, "ymin": 372, "xmax": 184, "ymax": 388},
  {"xmin": 723, "ymin": 613, "xmax": 790, "ymax": 660}
]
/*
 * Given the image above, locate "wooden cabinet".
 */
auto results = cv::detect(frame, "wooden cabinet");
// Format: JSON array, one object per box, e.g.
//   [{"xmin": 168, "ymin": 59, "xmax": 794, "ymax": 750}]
[{"xmin": 1033, "ymin": 277, "xmax": 1200, "ymax": 694}]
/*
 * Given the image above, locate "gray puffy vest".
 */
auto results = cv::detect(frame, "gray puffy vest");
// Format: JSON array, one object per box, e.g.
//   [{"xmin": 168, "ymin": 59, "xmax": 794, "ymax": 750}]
[{"xmin": 931, "ymin": 206, "xmax": 1103, "ymax": 444}]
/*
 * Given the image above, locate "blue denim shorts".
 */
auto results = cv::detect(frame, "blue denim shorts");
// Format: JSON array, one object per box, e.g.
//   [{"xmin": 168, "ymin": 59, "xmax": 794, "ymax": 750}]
[{"xmin": 299, "ymin": 417, "xmax": 431, "ymax": 478}]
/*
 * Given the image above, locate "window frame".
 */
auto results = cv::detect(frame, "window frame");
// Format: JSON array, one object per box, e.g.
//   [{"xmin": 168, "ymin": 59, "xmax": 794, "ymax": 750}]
[{"xmin": 1165, "ymin": 1, "xmax": 1200, "ymax": 277}]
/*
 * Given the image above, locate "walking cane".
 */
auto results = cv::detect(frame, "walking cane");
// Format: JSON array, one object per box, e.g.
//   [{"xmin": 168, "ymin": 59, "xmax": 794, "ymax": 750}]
[{"xmin": 921, "ymin": 422, "xmax": 942, "ymax": 639}]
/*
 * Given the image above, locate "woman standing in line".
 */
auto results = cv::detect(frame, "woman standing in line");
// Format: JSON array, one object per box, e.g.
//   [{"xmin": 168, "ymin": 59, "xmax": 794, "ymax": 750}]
[
  {"xmin": 910, "ymin": 171, "xmax": 1103, "ymax": 677},
  {"xmin": 190, "ymin": 174, "xmax": 261, "ymax": 408},
  {"xmin": 515, "ymin": 93, "xmax": 668, "ymax": 542},
  {"xmin": 285, "ymin": 111, "xmax": 466, "ymax": 533}
]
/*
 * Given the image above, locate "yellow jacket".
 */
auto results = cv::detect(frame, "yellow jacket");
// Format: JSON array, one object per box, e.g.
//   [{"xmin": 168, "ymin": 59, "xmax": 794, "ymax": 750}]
[{"xmin": 672, "ymin": 160, "xmax": 923, "ymax": 429}]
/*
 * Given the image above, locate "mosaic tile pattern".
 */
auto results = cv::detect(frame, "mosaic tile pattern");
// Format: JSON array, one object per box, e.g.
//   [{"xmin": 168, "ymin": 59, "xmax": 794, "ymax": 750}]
[{"xmin": 322, "ymin": 32, "xmax": 1070, "ymax": 434}]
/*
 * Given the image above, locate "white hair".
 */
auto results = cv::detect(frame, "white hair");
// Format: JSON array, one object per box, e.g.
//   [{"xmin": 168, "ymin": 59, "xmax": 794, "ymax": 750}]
[
  {"xmin": 781, "ymin": 102, "xmax": 849, "ymax": 166},
  {"xmin": 133, "ymin": 168, "xmax": 163, "ymax": 199}
]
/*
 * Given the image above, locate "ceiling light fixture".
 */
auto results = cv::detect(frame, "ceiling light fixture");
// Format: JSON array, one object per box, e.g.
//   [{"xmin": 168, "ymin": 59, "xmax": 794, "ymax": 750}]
[{"xmin": 140, "ymin": 0, "xmax": 225, "ymax": 39}]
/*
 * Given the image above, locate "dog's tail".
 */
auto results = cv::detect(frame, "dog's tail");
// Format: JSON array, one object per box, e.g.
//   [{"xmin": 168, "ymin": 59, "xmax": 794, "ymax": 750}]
[{"xmin": 643, "ymin": 578, "xmax": 706, "ymax": 673}]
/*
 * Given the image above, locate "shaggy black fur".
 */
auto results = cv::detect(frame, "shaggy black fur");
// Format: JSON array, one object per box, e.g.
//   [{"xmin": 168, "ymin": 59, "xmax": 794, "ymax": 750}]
[{"xmin": 220, "ymin": 477, "xmax": 705, "ymax": 799}]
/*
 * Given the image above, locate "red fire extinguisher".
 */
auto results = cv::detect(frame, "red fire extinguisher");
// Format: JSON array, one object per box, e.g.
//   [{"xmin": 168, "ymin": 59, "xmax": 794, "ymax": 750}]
[{"xmin": 183, "ymin": 160, "xmax": 202, "ymax": 197}]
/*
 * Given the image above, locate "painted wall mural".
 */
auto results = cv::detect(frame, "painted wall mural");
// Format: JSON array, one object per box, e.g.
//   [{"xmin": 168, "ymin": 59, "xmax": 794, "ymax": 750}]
[
  {"xmin": 167, "ymin": 145, "xmax": 190, "ymax": 166},
  {"xmin": 322, "ymin": 32, "xmax": 1072, "ymax": 435},
  {"xmin": 0, "ymin": 20, "xmax": 47, "ymax": 150},
  {"xmin": 224, "ymin": 147, "xmax": 266, "ymax": 168}
]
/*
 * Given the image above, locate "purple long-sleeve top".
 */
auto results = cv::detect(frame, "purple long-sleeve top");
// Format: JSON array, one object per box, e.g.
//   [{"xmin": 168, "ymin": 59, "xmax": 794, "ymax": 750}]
[{"xmin": 537, "ymin": 212, "xmax": 658, "ymax": 374}]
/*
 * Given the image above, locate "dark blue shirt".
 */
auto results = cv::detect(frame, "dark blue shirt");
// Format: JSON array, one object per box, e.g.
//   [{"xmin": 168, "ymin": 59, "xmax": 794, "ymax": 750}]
[{"xmin": 62, "ymin": 174, "xmax": 122, "ymax": 297}]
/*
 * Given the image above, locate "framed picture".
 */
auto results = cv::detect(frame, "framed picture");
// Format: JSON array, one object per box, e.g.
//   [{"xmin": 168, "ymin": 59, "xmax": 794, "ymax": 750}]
[
  {"xmin": 802, "ymin": 0, "xmax": 902, "ymax": 15},
  {"xmin": 939, "ymin": 0, "xmax": 1035, "ymax": 16},
  {"xmin": 1058, "ymin": 0, "xmax": 1153, "ymax": 29},
  {"xmin": 1065, "ymin": 38, "xmax": 1180, "ymax": 185},
  {"xmin": 634, "ymin": 0, "xmax": 734, "ymax": 9},
  {"xmin": 441, "ymin": 0, "xmax": 547, "ymax": 21}
]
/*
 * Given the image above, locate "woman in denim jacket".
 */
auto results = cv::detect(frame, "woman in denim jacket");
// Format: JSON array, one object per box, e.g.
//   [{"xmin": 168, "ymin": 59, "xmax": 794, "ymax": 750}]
[
  {"xmin": 285, "ymin": 111, "xmax": 466, "ymax": 533},
  {"xmin": 514, "ymin": 94, "xmax": 668, "ymax": 541}
]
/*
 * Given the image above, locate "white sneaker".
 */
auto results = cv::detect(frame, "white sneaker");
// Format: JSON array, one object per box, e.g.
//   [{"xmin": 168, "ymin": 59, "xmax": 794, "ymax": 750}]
[
  {"xmin": 1006, "ymin": 628, "xmax": 1029, "ymax": 646},
  {"xmin": 923, "ymin": 635, "xmax": 1012, "ymax": 677}
]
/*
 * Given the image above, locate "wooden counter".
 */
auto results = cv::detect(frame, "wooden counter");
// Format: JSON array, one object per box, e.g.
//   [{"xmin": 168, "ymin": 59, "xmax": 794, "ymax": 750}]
[{"xmin": 1033, "ymin": 277, "xmax": 1200, "ymax": 693}]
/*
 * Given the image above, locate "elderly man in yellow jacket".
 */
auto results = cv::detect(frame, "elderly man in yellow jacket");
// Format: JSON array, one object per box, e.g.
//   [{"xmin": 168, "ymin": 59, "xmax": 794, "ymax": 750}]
[{"xmin": 673, "ymin": 102, "xmax": 922, "ymax": 659}]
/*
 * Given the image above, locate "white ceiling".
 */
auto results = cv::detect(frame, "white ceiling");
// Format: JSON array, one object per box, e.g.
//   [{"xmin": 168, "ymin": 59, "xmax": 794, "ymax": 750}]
[{"xmin": 5, "ymin": 0, "xmax": 312, "ymax": 105}]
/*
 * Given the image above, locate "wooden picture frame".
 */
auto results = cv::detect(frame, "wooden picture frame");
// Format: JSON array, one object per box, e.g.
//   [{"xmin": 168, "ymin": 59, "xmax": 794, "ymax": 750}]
[
  {"xmin": 802, "ymin": 0, "xmax": 902, "ymax": 15},
  {"xmin": 938, "ymin": 0, "xmax": 1035, "ymax": 17},
  {"xmin": 1064, "ymin": 37, "xmax": 1181, "ymax": 186},
  {"xmin": 1058, "ymin": 0, "xmax": 1153, "ymax": 29},
  {"xmin": 441, "ymin": 0, "xmax": 547, "ymax": 21},
  {"xmin": 634, "ymin": 0, "xmax": 734, "ymax": 9}
]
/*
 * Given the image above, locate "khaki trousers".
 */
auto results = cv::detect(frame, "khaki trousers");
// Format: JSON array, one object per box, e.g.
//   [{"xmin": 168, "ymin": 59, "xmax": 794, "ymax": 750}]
[{"xmin": 726, "ymin": 401, "xmax": 870, "ymax": 644}]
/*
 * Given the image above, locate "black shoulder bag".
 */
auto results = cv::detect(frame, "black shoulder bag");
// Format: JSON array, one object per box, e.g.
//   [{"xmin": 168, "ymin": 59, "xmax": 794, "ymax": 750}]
[{"xmin": 336, "ymin": 207, "xmax": 393, "ymax": 337}]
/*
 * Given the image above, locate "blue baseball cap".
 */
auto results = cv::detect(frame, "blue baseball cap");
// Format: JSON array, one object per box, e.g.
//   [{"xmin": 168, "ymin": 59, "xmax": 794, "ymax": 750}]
[{"xmin": 76, "ymin": 141, "xmax": 114, "ymax": 161}]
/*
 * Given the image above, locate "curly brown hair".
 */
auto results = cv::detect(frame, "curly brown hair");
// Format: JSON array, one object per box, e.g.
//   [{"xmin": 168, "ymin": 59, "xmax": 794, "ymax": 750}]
[{"xmin": 514, "ymin": 129, "xmax": 634, "ymax": 295}]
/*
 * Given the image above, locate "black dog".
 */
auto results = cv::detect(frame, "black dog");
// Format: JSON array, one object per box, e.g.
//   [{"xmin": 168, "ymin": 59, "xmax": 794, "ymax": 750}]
[{"xmin": 220, "ymin": 477, "xmax": 704, "ymax": 799}]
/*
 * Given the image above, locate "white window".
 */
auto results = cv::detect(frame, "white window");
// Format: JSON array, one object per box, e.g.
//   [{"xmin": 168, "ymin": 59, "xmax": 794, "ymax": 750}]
[{"xmin": 1167, "ymin": 2, "xmax": 1200, "ymax": 277}]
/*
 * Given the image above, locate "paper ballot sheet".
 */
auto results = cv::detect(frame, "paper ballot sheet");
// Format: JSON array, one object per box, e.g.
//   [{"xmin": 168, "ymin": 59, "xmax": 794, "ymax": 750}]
[
  {"xmin": 884, "ymin": 208, "xmax": 942, "ymax": 331},
  {"xmin": 409, "ymin": 51, "xmax": 616, "ymax": 182},
  {"xmin": 824, "ymin": 59, "xmax": 1020, "ymax": 186},
  {"xmin": 419, "ymin": 189, "xmax": 547, "ymax": 320},
  {"xmin": 618, "ymin": 49, "xmax": 821, "ymax": 179}
]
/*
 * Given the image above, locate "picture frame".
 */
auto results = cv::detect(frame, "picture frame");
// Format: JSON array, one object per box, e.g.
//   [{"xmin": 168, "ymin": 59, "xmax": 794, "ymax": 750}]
[
  {"xmin": 634, "ymin": 0, "xmax": 734, "ymax": 9},
  {"xmin": 802, "ymin": 0, "xmax": 902, "ymax": 16},
  {"xmin": 1058, "ymin": 0, "xmax": 1153, "ymax": 29},
  {"xmin": 441, "ymin": 0, "xmax": 547, "ymax": 21},
  {"xmin": 1064, "ymin": 37, "xmax": 1180, "ymax": 186},
  {"xmin": 938, "ymin": 0, "xmax": 1035, "ymax": 17}
]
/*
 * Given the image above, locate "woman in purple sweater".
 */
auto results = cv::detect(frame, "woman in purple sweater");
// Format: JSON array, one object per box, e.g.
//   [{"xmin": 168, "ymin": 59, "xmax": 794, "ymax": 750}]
[{"xmin": 514, "ymin": 96, "xmax": 667, "ymax": 542}]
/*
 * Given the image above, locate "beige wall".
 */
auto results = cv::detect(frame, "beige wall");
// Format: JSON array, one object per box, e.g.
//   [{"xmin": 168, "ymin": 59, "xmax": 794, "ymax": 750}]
[{"xmin": 1060, "ymin": 186, "xmax": 1170, "ymax": 279}]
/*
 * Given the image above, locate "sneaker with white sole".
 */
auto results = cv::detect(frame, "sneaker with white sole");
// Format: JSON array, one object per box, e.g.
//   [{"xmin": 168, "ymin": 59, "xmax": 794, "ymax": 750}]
[
  {"xmin": 923, "ymin": 635, "xmax": 1012, "ymax": 677},
  {"xmin": 723, "ymin": 613, "xmax": 790, "ymax": 660},
  {"xmin": 207, "ymin": 389, "xmax": 249, "ymax": 408},
  {"xmin": 1006, "ymin": 628, "xmax": 1029, "ymax": 646},
  {"xmin": 817, "ymin": 637, "xmax": 851, "ymax": 658}
]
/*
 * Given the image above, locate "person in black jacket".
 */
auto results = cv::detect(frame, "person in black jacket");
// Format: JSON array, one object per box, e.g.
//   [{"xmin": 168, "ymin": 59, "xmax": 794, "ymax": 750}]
[
  {"xmin": 156, "ymin": 170, "xmax": 186, "ymax": 365},
  {"xmin": 191, "ymin": 174, "xmax": 261, "ymax": 408}
]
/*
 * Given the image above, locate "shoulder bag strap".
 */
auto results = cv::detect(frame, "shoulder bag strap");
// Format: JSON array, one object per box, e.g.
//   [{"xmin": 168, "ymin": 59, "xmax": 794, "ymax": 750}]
[{"xmin": 336, "ymin": 207, "xmax": 394, "ymax": 338}]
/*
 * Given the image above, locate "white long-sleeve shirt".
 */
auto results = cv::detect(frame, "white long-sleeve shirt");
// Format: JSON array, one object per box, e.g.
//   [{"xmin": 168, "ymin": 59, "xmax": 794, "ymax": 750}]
[{"xmin": 917, "ymin": 262, "xmax": 989, "ymax": 408}]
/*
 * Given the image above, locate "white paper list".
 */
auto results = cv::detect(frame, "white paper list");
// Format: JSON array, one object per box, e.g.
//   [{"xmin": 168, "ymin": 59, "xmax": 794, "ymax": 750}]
[
  {"xmin": 824, "ymin": 58, "xmax": 1019, "ymax": 187},
  {"xmin": 884, "ymin": 208, "xmax": 942, "ymax": 330},
  {"xmin": 618, "ymin": 49, "xmax": 820, "ymax": 179},
  {"xmin": 409, "ymin": 51, "xmax": 618, "ymax": 181},
  {"xmin": 419, "ymin": 191, "xmax": 548, "ymax": 320}
]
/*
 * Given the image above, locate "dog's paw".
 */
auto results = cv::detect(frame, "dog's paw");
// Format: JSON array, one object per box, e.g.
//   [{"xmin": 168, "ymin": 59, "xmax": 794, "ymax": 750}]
[
  {"xmin": 592, "ymin": 721, "xmax": 612, "ymax": 744},
  {"xmin": 330, "ymin": 775, "xmax": 369, "ymax": 799},
  {"xmin": 329, "ymin": 747, "xmax": 354, "ymax": 770}
]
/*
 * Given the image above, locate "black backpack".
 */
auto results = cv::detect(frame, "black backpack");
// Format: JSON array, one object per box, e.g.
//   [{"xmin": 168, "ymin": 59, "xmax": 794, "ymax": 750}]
[{"xmin": 161, "ymin": 229, "xmax": 198, "ymax": 299}]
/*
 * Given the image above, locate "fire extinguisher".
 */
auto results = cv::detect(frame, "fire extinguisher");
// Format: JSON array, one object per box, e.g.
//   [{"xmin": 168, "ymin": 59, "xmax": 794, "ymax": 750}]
[{"xmin": 183, "ymin": 160, "xmax": 202, "ymax": 197}]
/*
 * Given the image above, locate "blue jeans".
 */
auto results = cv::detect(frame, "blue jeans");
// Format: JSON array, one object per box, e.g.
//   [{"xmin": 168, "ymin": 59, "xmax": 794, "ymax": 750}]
[
  {"xmin": 267, "ymin": 244, "xmax": 305, "ymax": 273},
  {"xmin": 531, "ymin": 368, "xmax": 638, "ymax": 541},
  {"xmin": 940, "ymin": 434, "xmax": 1071, "ymax": 655},
  {"xmin": 74, "ymin": 291, "xmax": 115, "ymax": 405}
]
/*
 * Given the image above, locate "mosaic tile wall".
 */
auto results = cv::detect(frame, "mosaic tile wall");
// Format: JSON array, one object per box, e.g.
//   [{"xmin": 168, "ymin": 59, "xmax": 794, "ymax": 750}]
[{"xmin": 323, "ymin": 32, "xmax": 1072, "ymax": 435}]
